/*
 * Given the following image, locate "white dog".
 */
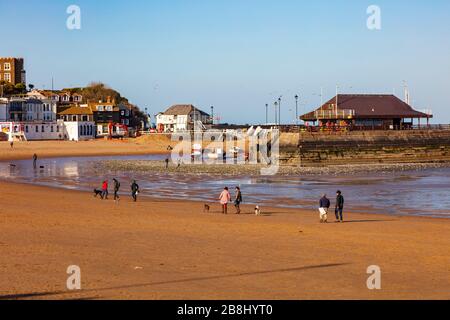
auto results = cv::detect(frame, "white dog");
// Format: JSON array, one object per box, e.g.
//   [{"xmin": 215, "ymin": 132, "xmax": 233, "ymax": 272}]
[{"xmin": 254, "ymin": 206, "xmax": 261, "ymax": 215}]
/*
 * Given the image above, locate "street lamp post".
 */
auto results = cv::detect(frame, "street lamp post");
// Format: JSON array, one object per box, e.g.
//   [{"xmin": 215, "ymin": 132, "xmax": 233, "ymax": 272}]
[
  {"xmin": 274, "ymin": 101, "xmax": 278, "ymax": 125},
  {"xmin": 265, "ymin": 103, "xmax": 268, "ymax": 125},
  {"xmin": 278, "ymin": 97, "xmax": 282, "ymax": 126},
  {"xmin": 144, "ymin": 107, "xmax": 148, "ymax": 129},
  {"xmin": 295, "ymin": 94, "xmax": 299, "ymax": 125}
]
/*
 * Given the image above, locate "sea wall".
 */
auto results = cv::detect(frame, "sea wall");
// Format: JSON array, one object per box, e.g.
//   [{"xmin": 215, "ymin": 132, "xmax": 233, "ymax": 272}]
[{"xmin": 280, "ymin": 130, "xmax": 450, "ymax": 166}]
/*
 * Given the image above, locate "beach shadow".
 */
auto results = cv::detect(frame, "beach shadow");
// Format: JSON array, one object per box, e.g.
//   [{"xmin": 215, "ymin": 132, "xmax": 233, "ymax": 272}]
[
  {"xmin": 82, "ymin": 262, "xmax": 351, "ymax": 293},
  {"xmin": 0, "ymin": 291, "xmax": 65, "ymax": 300},
  {"xmin": 1, "ymin": 263, "xmax": 350, "ymax": 300},
  {"xmin": 343, "ymin": 219, "xmax": 397, "ymax": 224}
]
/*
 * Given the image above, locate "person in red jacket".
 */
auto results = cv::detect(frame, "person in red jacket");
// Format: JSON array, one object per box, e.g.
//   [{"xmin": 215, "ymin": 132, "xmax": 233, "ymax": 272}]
[{"xmin": 101, "ymin": 180, "xmax": 109, "ymax": 200}]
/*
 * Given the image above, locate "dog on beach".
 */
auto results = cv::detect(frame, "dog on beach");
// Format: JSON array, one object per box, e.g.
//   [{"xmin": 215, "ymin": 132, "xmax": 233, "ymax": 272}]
[
  {"xmin": 255, "ymin": 205, "xmax": 261, "ymax": 215},
  {"xmin": 203, "ymin": 204, "xmax": 210, "ymax": 213},
  {"xmin": 93, "ymin": 189, "xmax": 103, "ymax": 197}
]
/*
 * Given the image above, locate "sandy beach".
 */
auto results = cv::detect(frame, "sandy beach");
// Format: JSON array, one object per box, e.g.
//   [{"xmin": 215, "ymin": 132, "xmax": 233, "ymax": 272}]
[
  {"xmin": 0, "ymin": 137, "xmax": 172, "ymax": 161},
  {"xmin": 1, "ymin": 180, "xmax": 449, "ymax": 300}
]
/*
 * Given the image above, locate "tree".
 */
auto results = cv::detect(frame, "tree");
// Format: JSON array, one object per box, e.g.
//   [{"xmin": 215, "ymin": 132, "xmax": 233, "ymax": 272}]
[
  {"xmin": 64, "ymin": 82, "xmax": 147, "ymax": 128},
  {"xmin": 14, "ymin": 83, "xmax": 27, "ymax": 94},
  {"xmin": 28, "ymin": 84, "xmax": 35, "ymax": 91},
  {"xmin": 0, "ymin": 81, "xmax": 16, "ymax": 96}
]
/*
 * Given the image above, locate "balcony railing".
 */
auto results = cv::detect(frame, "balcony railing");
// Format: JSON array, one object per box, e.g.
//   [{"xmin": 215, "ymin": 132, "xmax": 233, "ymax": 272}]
[{"xmin": 314, "ymin": 109, "xmax": 356, "ymax": 120}]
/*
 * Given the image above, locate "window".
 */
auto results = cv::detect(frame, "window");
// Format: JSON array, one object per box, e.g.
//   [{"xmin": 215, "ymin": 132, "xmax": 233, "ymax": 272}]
[
  {"xmin": 42, "ymin": 125, "xmax": 45, "ymax": 132},
  {"xmin": 57, "ymin": 126, "xmax": 60, "ymax": 133},
  {"xmin": 51, "ymin": 126, "xmax": 54, "ymax": 132},
  {"xmin": 72, "ymin": 115, "xmax": 77, "ymax": 121},
  {"xmin": 4, "ymin": 73, "xmax": 11, "ymax": 82},
  {"xmin": 97, "ymin": 106, "xmax": 104, "ymax": 111},
  {"xmin": 4, "ymin": 63, "xmax": 11, "ymax": 71},
  {"xmin": 36, "ymin": 126, "xmax": 39, "ymax": 133},
  {"xmin": 25, "ymin": 126, "xmax": 29, "ymax": 133}
]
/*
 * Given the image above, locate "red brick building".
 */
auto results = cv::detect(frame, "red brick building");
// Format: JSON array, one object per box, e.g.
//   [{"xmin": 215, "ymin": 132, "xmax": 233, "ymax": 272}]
[{"xmin": 0, "ymin": 57, "xmax": 26, "ymax": 85}]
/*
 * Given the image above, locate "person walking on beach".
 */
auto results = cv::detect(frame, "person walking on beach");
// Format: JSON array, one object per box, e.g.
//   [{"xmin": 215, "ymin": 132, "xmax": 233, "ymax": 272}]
[
  {"xmin": 319, "ymin": 194, "xmax": 331, "ymax": 223},
  {"xmin": 101, "ymin": 180, "xmax": 109, "ymax": 200},
  {"xmin": 335, "ymin": 190, "xmax": 345, "ymax": 223},
  {"xmin": 131, "ymin": 180, "xmax": 140, "ymax": 202},
  {"xmin": 113, "ymin": 178, "xmax": 121, "ymax": 202},
  {"xmin": 165, "ymin": 157, "xmax": 169, "ymax": 170},
  {"xmin": 32, "ymin": 153, "xmax": 38, "ymax": 169},
  {"xmin": 219, "ymin": 187, "xmax": 231, "ymax": 214},
  {"xmin": 234, "ymin": 186, "xmax": 243, "ymax": 214}
]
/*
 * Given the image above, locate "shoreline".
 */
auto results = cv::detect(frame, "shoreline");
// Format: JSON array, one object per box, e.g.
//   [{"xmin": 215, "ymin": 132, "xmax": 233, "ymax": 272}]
[
  {"xmin": 1, "ymin": 181, "xmax": 449, "ymax": 299},
  {"xmin": 2, "ymin": 140, "xmax": 450, "ymax": 175},
  {"xmin": 102, "ymin": 159, "xmax": 450, "ymax": 176}
]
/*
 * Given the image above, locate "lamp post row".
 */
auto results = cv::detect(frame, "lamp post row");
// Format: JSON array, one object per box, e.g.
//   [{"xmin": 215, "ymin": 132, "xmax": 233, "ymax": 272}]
[{"xmin": 266, "ymin": 95, "xmax": 300, "ymax": 126}]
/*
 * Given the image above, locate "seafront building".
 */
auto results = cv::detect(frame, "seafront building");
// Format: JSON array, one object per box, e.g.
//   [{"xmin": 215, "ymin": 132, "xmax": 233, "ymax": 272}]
[
  {"xmin": 156, "ymin": 104, "xmax": 212, "ymax": 133},
  {"xmin": 0, "ymin": 56, "xmax": 135, "ymax": 140},
  {"xmin": 57, "ymin": 105, "xmax": 96, "ymax": 141},
  {"xmin": 0, "ymin": 98, "xmax": 8, "ymax": 121},
  {"xmin": 88, "ymin": 97, "xmax": 125, "ymax": 137},
  {"xmin": 300, "ymin": 94, "xmax": 433, "ymax": 129}
]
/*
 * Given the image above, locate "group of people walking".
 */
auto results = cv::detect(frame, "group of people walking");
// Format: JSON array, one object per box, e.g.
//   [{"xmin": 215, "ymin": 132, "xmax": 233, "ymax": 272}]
[
  {"xmin": 318, "ymin": 190, "xmax": 345, "ymax": 223},
  {"xmin": 219, "ymin": 186, "xmax": 242, "ymax": 214},
  {"xmin": 98, "ymin": 179, "xmax": 140, "ymax": 202},
  {"xmin": 216, "ymin": 186, "xmax": 345, "ymax": 221}
]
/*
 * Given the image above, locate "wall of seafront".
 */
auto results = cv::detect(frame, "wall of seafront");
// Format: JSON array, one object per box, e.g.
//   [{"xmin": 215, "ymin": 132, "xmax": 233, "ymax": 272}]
[{"xmin": 280, "ymin": 130, "xmax": 450, "ymax": 166}]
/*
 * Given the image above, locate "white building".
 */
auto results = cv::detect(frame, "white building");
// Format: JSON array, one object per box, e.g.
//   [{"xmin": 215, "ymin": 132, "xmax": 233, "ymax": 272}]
[
  {"xmin": 0, "ymin": 121, "xmax": 64, "ymax": 141},
  {"xmin": 24, "ymin": 98, "xmax": 57, "ymax": 122},
  {"xmin": 156, "ymin": 104, "xmax": 212, "ymax": 133},
  {"xmin": 0, "ymin": 98, "xmax": 8, "ymax": 121},
  {"xmin": 8, "ymin": 96, "xmax": 57, "ymax": 122},
  {"xmin": 58, "ymin": 105, "xmax": 96, "ymax": 141}
]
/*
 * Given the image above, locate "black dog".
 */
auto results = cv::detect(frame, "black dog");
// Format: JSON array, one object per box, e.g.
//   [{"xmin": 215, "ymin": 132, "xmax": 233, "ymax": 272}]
[{"xmin": 93, "ymin": 189, "xmax": 103, "ymax": 198}]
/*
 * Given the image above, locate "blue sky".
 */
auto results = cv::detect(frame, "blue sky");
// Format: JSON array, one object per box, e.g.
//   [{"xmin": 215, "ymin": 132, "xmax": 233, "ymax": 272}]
[{"xmin": 1, "ymin": 0, "xmax": 449, "ymax": 123}]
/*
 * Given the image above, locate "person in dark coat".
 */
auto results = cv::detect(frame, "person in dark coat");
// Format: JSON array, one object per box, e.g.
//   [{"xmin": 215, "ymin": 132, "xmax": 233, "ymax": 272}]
[
  {"xmin": 113, "ymin": 178, "xmax": 121, "ymax": 202},
  {"xmin": 32, "ymin": 153, "xmax": 38, "ymax": 169},
  {"xmin": 335, "ymin": 190, "xmax": 345, "ymax": 222},
  {"xmin": 164, "ymin": 157, "xmax": 169, "ymax": 169},
  {"xmin": 131, "ymin": 180, "xmax": 140, "ymax": 202},
  {"xmin": 234, "ymin": 186, "xmax": 243, "ymax": 214}
]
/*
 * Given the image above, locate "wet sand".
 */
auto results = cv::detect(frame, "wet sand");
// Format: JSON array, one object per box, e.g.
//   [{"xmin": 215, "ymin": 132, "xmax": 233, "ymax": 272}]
[{"xmin": 1, "ymin": 181, "xmax": 449, "ymax": 300}]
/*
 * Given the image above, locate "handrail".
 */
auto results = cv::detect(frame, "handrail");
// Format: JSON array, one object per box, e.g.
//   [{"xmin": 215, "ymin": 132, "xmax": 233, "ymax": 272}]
[{"xmin": 314, "ymin": 109, "xmax": 356, "ymax": 120}]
